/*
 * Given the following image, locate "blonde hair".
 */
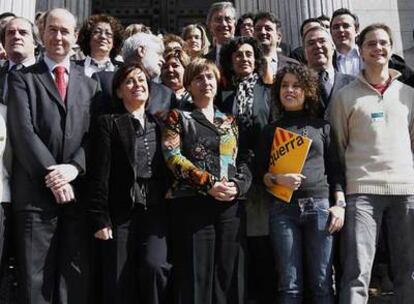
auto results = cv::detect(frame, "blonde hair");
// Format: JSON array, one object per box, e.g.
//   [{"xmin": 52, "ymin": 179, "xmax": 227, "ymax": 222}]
[{"xmin": 182, "ymin": 23, "xmax": 211, "ymax": 56}]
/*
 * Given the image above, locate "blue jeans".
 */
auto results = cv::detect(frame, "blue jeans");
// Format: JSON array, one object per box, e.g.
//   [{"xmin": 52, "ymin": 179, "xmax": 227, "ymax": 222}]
[{"xmin": 269, "ymin": 197, "xmax": 334, "ymax": 304}]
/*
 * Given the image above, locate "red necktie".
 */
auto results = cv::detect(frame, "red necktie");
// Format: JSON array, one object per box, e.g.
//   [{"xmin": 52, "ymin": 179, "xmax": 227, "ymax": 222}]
[{"xmin": 54, "ymin": 66, "xmax": 67, "ymax": 102}]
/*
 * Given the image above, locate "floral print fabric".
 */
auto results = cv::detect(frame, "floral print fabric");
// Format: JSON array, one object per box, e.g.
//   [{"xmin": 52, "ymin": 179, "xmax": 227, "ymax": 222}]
[{"xmin": 162, "ymin": 109, "xmax": 239, "ymax": 197}]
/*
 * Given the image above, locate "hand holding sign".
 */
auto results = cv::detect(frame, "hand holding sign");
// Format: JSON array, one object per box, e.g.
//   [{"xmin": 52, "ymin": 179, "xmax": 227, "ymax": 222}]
[{"xmin": 267, "ymin": 127, "xmax": 312, "ymax": 202}]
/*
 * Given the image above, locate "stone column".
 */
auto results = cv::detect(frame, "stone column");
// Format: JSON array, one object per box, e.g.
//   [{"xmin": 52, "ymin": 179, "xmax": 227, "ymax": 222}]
[
  {"xmin": 36, "ymin": 0, "xmax": 92, "ymax": 24},
  {"xmin": 0, "ymin": 0, "xmax": 37, "ymax": 21},
  {"xmin": 235, "ymin": 0, "xmax": 352, "ymax": 48}
]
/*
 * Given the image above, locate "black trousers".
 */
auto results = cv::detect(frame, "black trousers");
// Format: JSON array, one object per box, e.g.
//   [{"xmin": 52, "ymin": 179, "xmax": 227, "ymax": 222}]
[
  {"xmin": 170, "ymin": 196, "xmax": 245, "ymax": 304},
  {"xmin": 0, "ymin": 203, "xmax": 12, "ymax": 277},
  {"xmin": 99, "ymin": 204, "xmax": 171, "ymax": 304},
  {"xmin": 14, "ymin": 205, "xmax": 90, "ymax": 304}
]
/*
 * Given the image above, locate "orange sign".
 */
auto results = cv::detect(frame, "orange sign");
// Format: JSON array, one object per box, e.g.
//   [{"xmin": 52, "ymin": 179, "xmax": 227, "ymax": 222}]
[{"xmin": 267, "ymin": 127, "xmax": 312, "ymax": 202}]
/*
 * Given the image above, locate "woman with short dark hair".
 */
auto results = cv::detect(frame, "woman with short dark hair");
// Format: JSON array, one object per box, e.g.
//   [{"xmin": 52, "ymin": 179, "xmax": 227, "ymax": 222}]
[{"xmin": 162, "ymin": 58, "xmax": 251, "ymax": 304}]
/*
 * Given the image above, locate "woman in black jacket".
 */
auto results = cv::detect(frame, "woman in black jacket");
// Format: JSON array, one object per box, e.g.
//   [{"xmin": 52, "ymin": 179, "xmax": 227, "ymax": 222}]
[
  {"xmin": 162, "ymin": 58, "xmax": 251, "ymax": 304},
  {"xmin": 218, "ymin": 34, "xmax": 277, "ymax": 303},
  {"xmin": 87, "ymin": 62, "xmax": 170, "ymax": 304}
]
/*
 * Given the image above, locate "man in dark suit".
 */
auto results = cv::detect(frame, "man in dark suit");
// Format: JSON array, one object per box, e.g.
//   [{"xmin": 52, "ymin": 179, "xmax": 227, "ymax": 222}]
[
  {"xmin": 303, "ymin": 25, "xmax": 355, "ymax": 114},
  {"xmin": 92, "ymin": 32, "xmax": 174, "ymax": 117},
  {"xmin": 0, "ymin": 16, "xmax": 39, "ymax": 290},
  {"xmin": 253, "ymin": 12, "xmax": 298, "ymax": 84},
  {"xmin": 303, "ymin": 25, "xmax": 354, "ymax": 300},
  {"xmin": 0, "ymin": 17, "xmax": 39, "ymax": 104},
  {"xmin": 7, "ymin": 8, "xmax": 100, "ymax": 304},
  {"xmin": 204, "ymin": 2, "xmax": 236, "ymax": 66}
]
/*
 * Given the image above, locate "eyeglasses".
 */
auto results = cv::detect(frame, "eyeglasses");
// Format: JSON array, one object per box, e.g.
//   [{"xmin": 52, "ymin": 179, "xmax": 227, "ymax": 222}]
[
  {"xmin": 241, "ymin": 22, "xmax": 253, "ymax": 28},
  {"xmin": 92, "ymin": 29, "xmax": 113, "ymax": 38},
  {"xmin": 363, "ymin": 40, "xmax": 391, "ymax": 49},
  {"xmin": 305, "ymin": 38, "xmax": 330, "ymax": 47},
  {"xmin": 212, "ymin": 16, "xmax": 235, "ymax": 24}
]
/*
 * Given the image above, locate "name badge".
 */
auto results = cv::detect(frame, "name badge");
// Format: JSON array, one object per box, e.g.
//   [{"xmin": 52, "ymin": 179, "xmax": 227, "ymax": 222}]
[{"xmin": 371, "ymin": 112, "xmax": 385, "ymax": 122}]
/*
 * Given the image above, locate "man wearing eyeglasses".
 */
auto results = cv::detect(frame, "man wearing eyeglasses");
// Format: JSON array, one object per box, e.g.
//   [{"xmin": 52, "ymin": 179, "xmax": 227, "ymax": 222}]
[
  {"xmin": 205, "ymin": 2, "xmax": 236, "ymax": 66},
  {"xmin": 303, "ymin": 25, "xmax": 354, "ymax": 113}
]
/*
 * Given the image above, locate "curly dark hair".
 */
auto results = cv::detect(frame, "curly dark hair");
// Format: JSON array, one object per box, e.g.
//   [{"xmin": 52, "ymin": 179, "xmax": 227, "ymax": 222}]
[
  {"xmin": 77, "ymin": 14, "xmax": 124, "ymax": 60},
  {"xmin": 272, "ymin": 65, "xmax": 321, "ymax": 118},
  {"xmin": 219, "ymin": 36, "xmax": 265, "ymax": 87}
]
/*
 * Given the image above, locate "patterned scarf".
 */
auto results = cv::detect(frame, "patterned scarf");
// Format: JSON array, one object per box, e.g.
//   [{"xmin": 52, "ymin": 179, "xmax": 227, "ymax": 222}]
[{"xmin": 234, "ymin": 72, "xmax": 259, "ymax": 128}]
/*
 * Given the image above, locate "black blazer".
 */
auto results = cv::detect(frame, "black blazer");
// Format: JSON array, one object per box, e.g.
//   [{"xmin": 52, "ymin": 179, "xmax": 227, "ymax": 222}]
[
  {"xmin": 217, "ymin": 79, "xmax": 272, "ymax": 180},
  {"xmin": 277, "ymin": 53, "xmax": 300, "ymax": 70},
  {"xmin": 204, "ymin": 47, "xmax": 217, "ymax": 62},
  {"xmin": 7, "ymin": 60, "xmax": 100, "ymax": 211},
  {"xmin": 87, "ymin": 113, "xmax": 168, "ymax": 232},
  {"xmin": 0, "ymin": 61, "xmax": 8, "ymax": 104},
  {"xmin": 91, "ymin": 70, "xmax": 175, "ymax": 116}
]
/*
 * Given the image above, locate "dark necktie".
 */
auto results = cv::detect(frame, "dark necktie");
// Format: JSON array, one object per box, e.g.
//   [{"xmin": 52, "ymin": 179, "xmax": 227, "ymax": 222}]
[
  {"xmin": 54, "ymin": 66, "xmax": 67, "ymax": 102},
  {"xmin": 319, "ymin": 70, "xmax": 332, "ymax": 107},
  {"xmin": 9, "ymin": 63, "xmax": 23, "ymax": 71}
]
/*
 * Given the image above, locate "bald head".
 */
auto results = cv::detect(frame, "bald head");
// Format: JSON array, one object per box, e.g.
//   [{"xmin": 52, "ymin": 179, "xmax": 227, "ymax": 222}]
[
  {"xmin": 43, "ymin": 8, "xmax": 77, "ymax": 63},
  {"xmin": 44, "ymin": 9, "xmax": 77, "ymax": 30}
]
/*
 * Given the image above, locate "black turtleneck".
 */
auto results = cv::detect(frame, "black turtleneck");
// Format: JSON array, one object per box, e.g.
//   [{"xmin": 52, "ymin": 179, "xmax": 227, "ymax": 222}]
[{"xmin": 258, "ymin": 110, "xmax": 344, "ymax": 202}]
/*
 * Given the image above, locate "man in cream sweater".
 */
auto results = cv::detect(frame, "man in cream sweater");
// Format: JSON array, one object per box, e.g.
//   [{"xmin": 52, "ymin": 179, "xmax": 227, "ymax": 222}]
[{"xmin": 329, "ymin": 23, "xmax": 414, "ymax": 304}]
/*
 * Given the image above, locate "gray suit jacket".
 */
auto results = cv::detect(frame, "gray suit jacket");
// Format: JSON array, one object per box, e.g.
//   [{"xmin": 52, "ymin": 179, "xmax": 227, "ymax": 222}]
[
  {"xmin": 7, "ymin": 60, "xmax": 100, "ymax": 211},
  {"xmin": 326, "ymin": 72, "xmax": 355, "ymax": 109},
  {"xmin": 324, "ymin": 72, "xmax": 355, "ymax": 120}
]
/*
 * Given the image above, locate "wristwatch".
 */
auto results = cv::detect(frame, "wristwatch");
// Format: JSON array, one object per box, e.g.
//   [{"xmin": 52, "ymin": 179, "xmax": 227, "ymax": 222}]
[{"xmin": 335, "ymin": 200, "xmax": 347, "ymax": 208}]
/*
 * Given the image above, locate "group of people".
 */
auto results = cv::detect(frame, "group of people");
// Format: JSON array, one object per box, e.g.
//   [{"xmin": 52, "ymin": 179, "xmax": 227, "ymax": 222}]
[{"xmin": 0, "ymin": 2, "xmax": 413, "ymax": 304}]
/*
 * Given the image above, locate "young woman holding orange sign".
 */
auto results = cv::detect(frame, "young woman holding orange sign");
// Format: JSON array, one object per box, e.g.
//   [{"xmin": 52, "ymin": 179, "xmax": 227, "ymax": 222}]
[{"xmin": 259, "ymin": 64, "xmax": 345, "ymax": 304}]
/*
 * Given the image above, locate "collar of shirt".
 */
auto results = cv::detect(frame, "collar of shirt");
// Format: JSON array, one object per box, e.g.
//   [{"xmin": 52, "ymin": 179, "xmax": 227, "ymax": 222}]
[
  {"xmin": 336, "ymin": 47, "xmax": 361, "ymax": 76},
  {"xmin": 43, "ymin": 55, "xmax": 71, "ymax": 75},
  {"xmin": 269, "ymin": 54, "xmax": 279, "ymax": 75},
  {"xmin": 84, "ymin": 56, "xmax": 115, "ymax": 77},
  {"xmin": 337, "ymin": 46, "xmax": 359, "ymax": 60},
  {"xmin": 8, "ymin": 57, "xmax": 36, "ymax": 71}
]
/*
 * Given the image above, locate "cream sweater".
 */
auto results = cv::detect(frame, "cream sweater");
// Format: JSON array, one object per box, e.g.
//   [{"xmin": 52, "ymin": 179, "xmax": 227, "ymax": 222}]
[{"xmin": 329, "ymin": 69, "xmax": 414, "ymax": 195}]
